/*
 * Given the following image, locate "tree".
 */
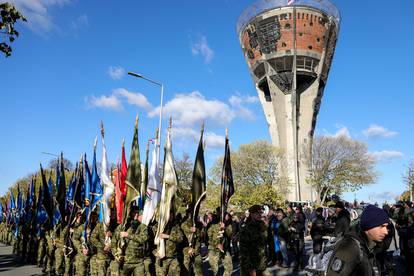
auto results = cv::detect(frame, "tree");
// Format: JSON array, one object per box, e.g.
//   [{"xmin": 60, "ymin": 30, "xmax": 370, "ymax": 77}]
[
  {"xmin": 208, "ymin": 140, "xmax": 290, "ymax": 211},
  {"xmin": 400, "ymin": 190, "xmax": 411, "ymax": 202},
  {"xmin": 174, "ymin": 152, "xmax": 193, "ymax": 204},
  {"xmin": 305, "ymin": 135, "xmax": 378, "ymax": 204},
  {"xmin": 402, "ymin": 161, "xmax": 414, "ymax": 201},
  {"xmin": 48, "ymin": 157, "xmax": 74, "ymax": 171},
  {"xmin": 0, "ymin": 3, "xmax": 26, "ymax": 57}
]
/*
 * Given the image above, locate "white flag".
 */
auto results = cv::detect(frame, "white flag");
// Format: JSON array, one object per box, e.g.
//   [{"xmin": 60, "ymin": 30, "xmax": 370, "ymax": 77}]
[
  {"xmin": 142, "ymin": 139, "xmax": 161, "ymax": 226},
  {"xmin": 154, "ymin": 128, "xmax": 178, "ymax": 258},
  {"xmin": 100, "ymin": 135, "xmax": 115, "ymax": 232},
  {"xmin": 288, "ymin": 0, "xmax": 295, "ymax": 5}
]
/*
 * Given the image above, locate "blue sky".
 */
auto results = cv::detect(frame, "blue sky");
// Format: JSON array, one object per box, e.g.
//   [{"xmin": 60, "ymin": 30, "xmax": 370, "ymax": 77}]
[{"xmin": 1, "ymin": 0, "xmax": 413, "ymax": 204}]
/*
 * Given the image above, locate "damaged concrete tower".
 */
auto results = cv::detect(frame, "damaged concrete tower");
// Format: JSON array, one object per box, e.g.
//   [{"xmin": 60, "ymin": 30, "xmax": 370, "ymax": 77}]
[{"xmin": 237, "ymin": 0, "xmax": 340, "ymax": 201}]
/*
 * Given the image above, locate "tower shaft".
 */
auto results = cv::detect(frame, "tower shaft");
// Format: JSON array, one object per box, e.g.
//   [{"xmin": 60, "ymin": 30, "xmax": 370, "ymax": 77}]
[{"xmin": 238, "ymin": 1, "xmax": 340, "ymax": 201}]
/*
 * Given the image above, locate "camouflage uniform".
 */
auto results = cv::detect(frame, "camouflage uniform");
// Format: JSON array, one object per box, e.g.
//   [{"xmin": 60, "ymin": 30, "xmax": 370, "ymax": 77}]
[
  {"xmin": 72, "ymin": 223, "xmax": 90, "ymax": 276},
  {"xmin": 155, "ymin": 221, "xmax": 184, "ymax": 276},
  {"xmin": 121, "ymin": 221, "xmax": 151, "ymax": 276},
  {"xmin": 109, "ymin": 224, "xmax": 123, "ymax": 276},
  {"xmin": 181, "ymin": 218, "xmax": 203, "ymax": 276},
  {"xmin": 239, "ymin": 219, "xmax": 269, "ymax": 276},
  {"xmin": 53, "ymin": 224, "xmax": 67, "ymax": 276},
  {"xmin": 89, "ymin": 223, "xmax": 111, "ymax": 276},
  {"xmin": 36, "ymin": 229, "xmax": 46, "ymax": 267},
  {"xmin": 45, "ymin": 229, "xmax": 55, "ymax": 273},
  {"xmin": 207, "ymin": 222, "xmax": 233, "ymax": 276}
]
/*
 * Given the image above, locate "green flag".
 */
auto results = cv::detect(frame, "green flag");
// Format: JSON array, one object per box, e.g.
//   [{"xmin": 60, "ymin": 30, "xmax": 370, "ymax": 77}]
[
  {"xmin": 122, "ymin": 116, "xmax": 141, "ymax": 227},
  {"xmin": 141, "ymin": 140, "xmax": 150, "ymax": 209},
  {"xmin": 191, "ymin": 126, "xmax": 206, "ymax": 225}
]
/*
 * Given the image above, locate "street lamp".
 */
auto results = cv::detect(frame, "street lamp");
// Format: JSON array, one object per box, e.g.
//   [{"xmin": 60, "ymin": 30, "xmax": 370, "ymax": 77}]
[{"xmin": 128, "ymin": 71, "xmax": 164, "ymax": 166}]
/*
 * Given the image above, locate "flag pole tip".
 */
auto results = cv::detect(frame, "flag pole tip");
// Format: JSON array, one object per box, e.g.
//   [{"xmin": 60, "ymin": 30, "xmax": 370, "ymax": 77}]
[{"xmin": 100, "ymin": 121, "xmax": 105, "ymax": 138}]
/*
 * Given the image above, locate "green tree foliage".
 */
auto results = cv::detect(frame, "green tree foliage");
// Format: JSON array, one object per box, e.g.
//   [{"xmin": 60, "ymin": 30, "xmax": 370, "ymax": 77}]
[
  {"xmin": 400, "ymin": 190, "xmax": 411, "ymax": 201},
  {"xmin": 207, "ymin": 140, "xmax": 289, "ymax": 212},
  {"xmin": 402, "ymin": 161, "xmax": 414, "ymax": 201},
  {"xmin": 305, "ymin": 135, "xmax": 378, "ymax": 204},
  {"xmin": 174, "ymin": 152, "xmax": 193, "ymax": 205},
  {"xmin": 48, "ymin": 157, "xmax": 74, "ymax": 171},
  {"xmin": 0, "ymin": 2, "xmax": 26, "ymax": 57}
]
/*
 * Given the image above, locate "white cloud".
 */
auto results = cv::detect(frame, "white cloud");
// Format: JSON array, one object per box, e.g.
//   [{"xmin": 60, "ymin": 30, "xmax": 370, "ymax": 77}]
[
  {"xmin": 149, "ymin": 91, "xmax": 235, "ymax": 127},
  {"xmin": 170, "ymin": 127, "xmax": 225, "ymax": 150},
  {"xmin": 369, "ymin": 191, "xmax": 399, "ymax": 201},
  {"xmin": 86, "ymin": 94, "xmax": 123, "ymax": 111},
  {"xmin": 370, "ymin": 150, "xmax": 404, "ymax": 163},
  {"xmin": 205, "ymin": 132, "xmax": 225, "ymax": 149},
  {"xmin": 334, "ymin": 126, "xmax": 351, "ymax": 138},
  {"xmin": 228, "ymin": 94, "xmax": 259, "ymax": 121},
  {"xmin": 71, "ymin": 14, "xmax": 88, "ymax": 31},
  {"xmin": 152, "ymin": 91, "xmax": 255, "ymax": 149},
  {"xmin": 114, "ymin": 88, "xmax": 152, "ymax": 111},
  {"xmin": 322, "ymin": 125, "xmax": 351, "ymax": 138},
  {"xmin": 8, "ymin": 0, "xmax": 71, "ymax": 33},
  {"xmin": 363, "ymin": 124, "xmax": 398, "ymax": 139},
  {"xmin": 107, "ymin": 66, "xmax": 126, "ymax": 80},
  {"xmin": 229, "ymin": 94, "xmax": 259, "ymax": 106},
  {"xmin": 191, "ymin": 35, "xmax": 214, "ymax": 64}
]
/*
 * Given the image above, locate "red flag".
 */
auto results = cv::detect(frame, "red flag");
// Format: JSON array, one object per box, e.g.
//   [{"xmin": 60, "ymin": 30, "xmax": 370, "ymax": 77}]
[
  {"xmin": 114, "ymin": 163, "xmax": 122, "ymax": 224},
  {"xmin": 118, "ymin": 143, "xmax": 128, "ymax": 224},
  {"xmin": 114, "ymin": 142, "xmax": 128, "ymax": 224}
]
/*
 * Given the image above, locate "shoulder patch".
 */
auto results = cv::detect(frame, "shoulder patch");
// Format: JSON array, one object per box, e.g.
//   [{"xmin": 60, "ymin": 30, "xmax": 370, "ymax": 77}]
[{"xmin": 331, "ymin": 258, "xmax": 343, "ymax": 272}]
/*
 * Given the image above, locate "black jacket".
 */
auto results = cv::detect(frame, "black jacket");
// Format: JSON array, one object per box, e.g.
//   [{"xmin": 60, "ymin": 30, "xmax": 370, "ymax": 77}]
[{"xmin": 334, "ymin": 209, "xmax": 350, "ymax": 237}]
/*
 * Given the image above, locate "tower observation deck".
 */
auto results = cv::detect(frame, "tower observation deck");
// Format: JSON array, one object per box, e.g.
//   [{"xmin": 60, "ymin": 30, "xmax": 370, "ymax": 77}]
[{"xmin": 237, "ymin": 0, "xmax": 340, "ymax": 201}]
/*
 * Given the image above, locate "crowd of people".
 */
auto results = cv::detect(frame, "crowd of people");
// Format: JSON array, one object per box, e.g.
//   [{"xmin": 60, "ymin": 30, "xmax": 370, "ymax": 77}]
[{"xmin": 1, "ymin": 197, "xmax": 414, "ymax": 276}]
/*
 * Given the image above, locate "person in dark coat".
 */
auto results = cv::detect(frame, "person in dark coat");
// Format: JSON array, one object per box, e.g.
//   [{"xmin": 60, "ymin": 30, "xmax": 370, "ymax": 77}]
[
  {"xmin": 288, "ymin": 213, "xmax": 305, "ymax": 271},
  {"xmin": 327, "ymin": 205, "xmax": 389, "ymax": 276},
  {"xmin": 310, "ymin": 207, "xmax": 326, "ymax": 254},
  {"xmin": 334, "ymin": 201, "xmax": 351, "ymax": 237}
]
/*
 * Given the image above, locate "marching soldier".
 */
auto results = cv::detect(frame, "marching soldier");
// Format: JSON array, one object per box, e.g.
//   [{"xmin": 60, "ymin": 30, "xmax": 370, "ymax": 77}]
[
  {"xmin": 45, "ymin": 227, "xmax": 56, "ymax": 274},
  {"xmin": 155, "ymin": 211, "xmax": 184, "ymax": 275},
  {"xmin": 207, "ymin": 213, "xmax": 233, "ymax": 276},
  {"xmin": 181, "ymin": 213, "xmax": 203, "ymax": 276},
  {"xmin": 72, "ymin": 212, "xmax": 90, "ymax": 276},
  {"xmin": 119, "ymin": 207, "xmax": 152, "ymax": 276},
  {"xmin": 89, "ymin": 211, "xmax": 112, "ymax": 276},
  {"xmin": 240, "ymin": 205, "xmax": 269, "ymax": 276},
  {"xmin": 37, "ymin": 225, "xmax": 46, "ymax": 270}
]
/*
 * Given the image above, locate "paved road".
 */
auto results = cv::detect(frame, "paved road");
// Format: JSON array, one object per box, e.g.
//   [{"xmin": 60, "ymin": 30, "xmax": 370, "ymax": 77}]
[{"xmin": 0, "ymin": 244, "xmax": 44, "ymax": 276}]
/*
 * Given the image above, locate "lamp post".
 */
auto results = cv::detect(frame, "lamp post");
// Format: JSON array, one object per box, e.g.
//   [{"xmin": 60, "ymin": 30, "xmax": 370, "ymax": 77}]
[{"xmin": 128, "ymin": 71, "xmax": 164, "ymax": 166}]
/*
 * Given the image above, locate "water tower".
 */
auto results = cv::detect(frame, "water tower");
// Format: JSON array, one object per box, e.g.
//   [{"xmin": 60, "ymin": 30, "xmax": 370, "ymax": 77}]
[{"xmin": 237, "ymin": 0, "xmax": 340, "ymax": 201}]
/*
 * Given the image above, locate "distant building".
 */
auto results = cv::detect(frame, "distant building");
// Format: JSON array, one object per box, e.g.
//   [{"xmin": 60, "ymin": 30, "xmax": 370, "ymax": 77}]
[{"xmin": 237, "ymin": 0, "xmax": 340, "ymax": 201}]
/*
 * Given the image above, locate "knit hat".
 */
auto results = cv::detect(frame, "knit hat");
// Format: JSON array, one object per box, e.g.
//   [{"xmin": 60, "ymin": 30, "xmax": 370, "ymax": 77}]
[
  {"xmin": 335, "ymin": 201, "xmax": 345, "ymax": 209},
  {"xmin": 360, "ymin": 205, "xmax": 389, "ymax": 231},
  {"xmin": 249, "ymin": 205, "xmax": 263, "ymax": 214}
]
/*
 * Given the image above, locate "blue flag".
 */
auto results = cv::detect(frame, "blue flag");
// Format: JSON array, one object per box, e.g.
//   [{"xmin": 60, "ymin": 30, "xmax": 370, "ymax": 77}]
[
  {"xmin": 48, "ymin": 174, "xmax": 53, "ymax": 197},
  {"xmin": 36, "ymin": 187, "xmax": 48, "ymax": 233},
  {"xmin": 55, "ymin": 160, "xmax": 61, "ymax": 191},
  {"xmin": 66, "ymin": 169, "xmax": 77, "ymax": 214},
  {"xmin": 83, "ymin": 154, "xmax": 93, "ymax": 243},
  {"xmin": 90, "ymin": 144, "xmax": 102, "ymax": 220}
]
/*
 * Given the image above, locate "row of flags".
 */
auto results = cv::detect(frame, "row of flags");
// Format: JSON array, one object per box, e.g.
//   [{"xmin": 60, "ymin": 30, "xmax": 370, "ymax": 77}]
[{"xmin": 1, "ymin": 116, "xmax": 235, "ymax": 258}]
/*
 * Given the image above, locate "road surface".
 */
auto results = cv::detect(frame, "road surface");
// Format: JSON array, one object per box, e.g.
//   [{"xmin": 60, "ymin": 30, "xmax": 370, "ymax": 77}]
[{"xmin": 0, "ymin": 244, "xmax": 44, "ymax": 276}]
